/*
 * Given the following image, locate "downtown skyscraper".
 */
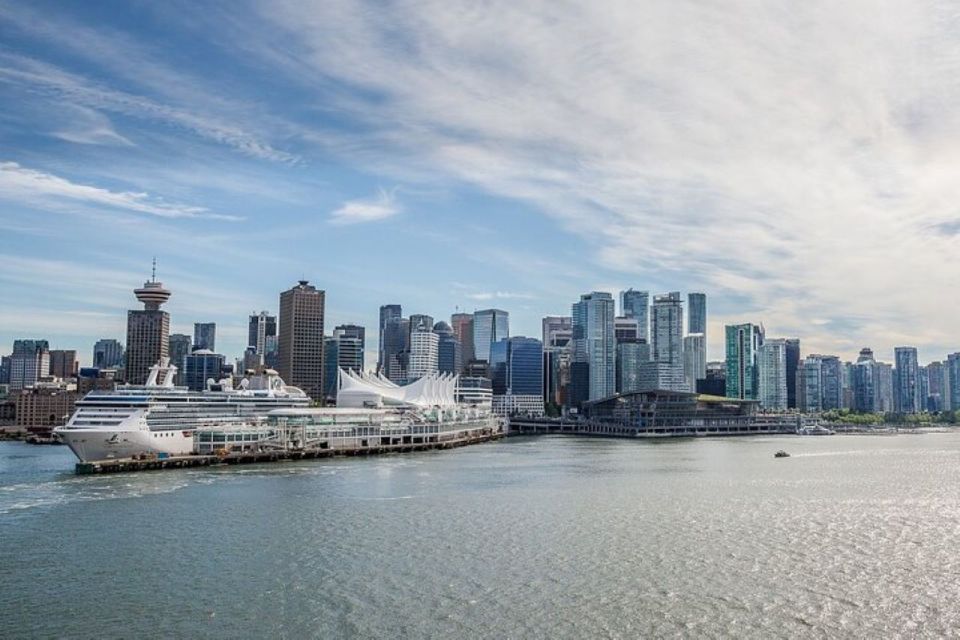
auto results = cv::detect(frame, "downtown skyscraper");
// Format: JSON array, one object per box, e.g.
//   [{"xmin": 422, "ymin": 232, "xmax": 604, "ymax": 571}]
[
  {"xmin": 472, "ymin": 309, "xmax": 509, "ymax": 366},
  {"xmin": 450, "ymin": 313, "xmax": 475, "ymax": 369},
  {"xmin": 640, "ymin": 292, "xmax": 687, "ymax": 392},
  {"xmin": 725, "ymin": 323, "xmax": 764, "ymax": 400},
  {"xmin": 894, "ymin": 346, "xmax": 921, "ymax": 414},
  {"xmin": 687, "ymin": 293, "xmax": 706, "ymax": 336},
  {"xmin": 248, "ymin": 311, "xmax": 277, "ymax": 355},
  {"xmin": 619, "ymin": 289, "xmax": 649, "ymax": 342},
  {"xmin": 571, "ymin": 292, "xmax": 616, "ymax": 402},
  {"xmin": 92, "ymin": 338, "xmax": 124, "ymax": 369},
  {"xmin": 757, "ymin": 338, "xmax": 788, "ymax": 410},
  {"xmin": 278, "ymin": 280, "xmax": 325, "ymax": 401},
  {"xmin": 125, "ymin": 274, "xmax": 171, "ymax": 385},
  {"xmin": 193, "ymin": 322, "xmax": 216, "ymax": 352},
  {"xmin": 8, "ymin": 339, "xmax": 50, "ymax": 391}
]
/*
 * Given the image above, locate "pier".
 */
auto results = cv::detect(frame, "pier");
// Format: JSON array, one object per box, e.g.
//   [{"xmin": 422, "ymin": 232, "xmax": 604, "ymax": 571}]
[
  {"xmin": 75, "ymin": 426, "xmax": 502, "ymax": 474},
  {"xmin": 507, "ymin": 417, "xmax": 797, "ymax": 438}
]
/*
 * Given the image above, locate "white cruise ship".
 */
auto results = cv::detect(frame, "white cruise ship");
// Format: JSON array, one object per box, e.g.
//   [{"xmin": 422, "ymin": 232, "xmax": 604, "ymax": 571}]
[
  {"xmin": 194, "ymin": 369, "xmax": 502, "ymax": 454},
  {"xmin": 55, "ymin": 360, "xmax": 311, "ymax": 462}
]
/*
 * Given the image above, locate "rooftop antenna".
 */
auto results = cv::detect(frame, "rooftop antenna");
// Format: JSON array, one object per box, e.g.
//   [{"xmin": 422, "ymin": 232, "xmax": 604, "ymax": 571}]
[{"xmin": 151, "ymin": 257, "xmax": 157, "ymax": 282}]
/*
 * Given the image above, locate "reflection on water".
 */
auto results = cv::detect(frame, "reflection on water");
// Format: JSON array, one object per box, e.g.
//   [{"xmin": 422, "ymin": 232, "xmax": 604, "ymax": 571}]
[{"xmin": 3, "ymin": 433, "xmax": 960, "ymax": 638}]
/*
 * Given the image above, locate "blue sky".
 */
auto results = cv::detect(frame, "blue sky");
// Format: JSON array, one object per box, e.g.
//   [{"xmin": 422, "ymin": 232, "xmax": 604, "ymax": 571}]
[{"xmin": 1, "ymin": 0, "xmax": 959, "ymax": 367}]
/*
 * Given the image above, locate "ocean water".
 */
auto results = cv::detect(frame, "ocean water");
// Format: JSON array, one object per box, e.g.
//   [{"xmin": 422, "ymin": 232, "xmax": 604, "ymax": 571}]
[{"xmin": 2, "ymin": 433, "xmax": 960, "ymax": 638}]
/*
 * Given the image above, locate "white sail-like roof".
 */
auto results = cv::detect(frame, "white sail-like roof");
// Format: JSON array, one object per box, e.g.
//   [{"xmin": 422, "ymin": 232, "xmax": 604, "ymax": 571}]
[{"xmin": 337, "ymin": 368, "xmax": 458, "ymax": 408}]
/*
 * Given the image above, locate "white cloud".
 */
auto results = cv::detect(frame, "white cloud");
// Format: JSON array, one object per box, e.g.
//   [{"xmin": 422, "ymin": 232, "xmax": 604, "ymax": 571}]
[
  {"xmin": 250, "ymin": 0, "xmax": 960, "ymax": 358},
  {"xmin": 466, "ymin": 291, "xmax": 535, "ymax": 301},
  {"xmin": 329, "ymin": 188, "xmax": 400, "ymax": 225},
  {"xmin": 0, "ymin": 161, "xmax": 241, "ymax": 221}
]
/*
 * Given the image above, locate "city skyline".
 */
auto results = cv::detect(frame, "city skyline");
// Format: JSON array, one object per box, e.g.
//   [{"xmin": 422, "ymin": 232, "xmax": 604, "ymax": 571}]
[
  {"xmin": 2, "ymin": 272, "xmax": 959, "ymax": 372},
  {"xmin": 3, "ymin": 3, "xmax": 960, "ymax": 364}
]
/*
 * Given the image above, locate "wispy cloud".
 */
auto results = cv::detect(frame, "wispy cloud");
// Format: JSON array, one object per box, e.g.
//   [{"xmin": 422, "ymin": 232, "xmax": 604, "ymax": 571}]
[
  {"xmin": 0, "ymin": 52, "xmax": 297, "ymax": 163},
  {"xmin": 0, "ymin": 161, "xmax": 240, "ymax": 221},
  {"xmin": 50, "ymin": 105, "xmax": 133, "ymax": 147},
  {"xmin": 329, "ymin": 188, "xmax": 400, "ymax": 225}
]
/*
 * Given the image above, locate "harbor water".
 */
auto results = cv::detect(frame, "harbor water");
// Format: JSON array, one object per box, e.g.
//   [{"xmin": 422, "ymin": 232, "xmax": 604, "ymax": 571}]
[{"xmin": 3, "ymin": 432, "xmax": 960, "ymax": 638}]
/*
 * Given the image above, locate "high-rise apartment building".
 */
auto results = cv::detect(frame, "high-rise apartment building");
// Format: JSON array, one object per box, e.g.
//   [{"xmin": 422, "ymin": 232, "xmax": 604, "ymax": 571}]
[
  {"xmin": 853, "ymin": 348, "xmax": 896, "ymax": 413},
  {"xmin": 278, "ymin": 280, "xmax": 325, "ymax": 401},
  {"xmin": 687, "ymin": 293, "xmax": 706, "ymax": 336},
  {"xmin": 757, "ymin": 339, "xmax": 788, "ymax": 410},
  {"xmin": 572, "ymin": 292, "xmax": 616, "ymax": 402},
  {"xmin": 248, "ymin": 312, "xmax": 277, "ymax": 355},
  {"xmin": 683, "ymin": 333, "xmax": 706, "ymax": 391},
  {"xmin": 926, "ymin": 361, "xmax": 946, "ymax": 412},
  {"xmin": 49, "ymin": 350, "xmax": 78, "ymax": 379},
  {"xmin": 472, "ymin": 309, "xmax": 509, "ymax": 366},
  {"xmin": 801, "ymin": 356, "xmax": 823, "ymax": 412},
  {"xmin": 616, "ymin": 339, "xmax": 649, "ymax": 394},
  {"xmin": 619, "ymin": 289, "xmax": 649, "ymax": 342},
  {"xmin": 784, "ymin": 339, "xmax": 800, "ymax": 409},
  {"xmin": 125, "ymin": 275, "xmax": 171, "ymax": 385},
  {"xmin": 9, "ymin": 340, "xmax": 50, "ymax": 391},
  {"xmin": 407, "ymin": 328, "xmax": 439, "ymax": 382},
  {"xmin": 193, "ymin": 323, "xmax": 216, "ymax": 352},
  {"xmin": 650, "ymin": 292, "xmax": 686, "ymax": 391},
  {"xmin": 725, "ymin": 323, "xmax": 763, "ymax": 400},
  {"xmin": 946, "ymin": 353, "xmax": 960, "ymax": 411},
  {"xmin": 92, "ymin": 339, "xmax": 124, "ymax": 369},
  {"xmin": 894, "ymin": 346, "xmax": 921, "ymax": 414},
  {"xmin": 819, "ymin": 355, "xmax": 843, "ymax": 410}
]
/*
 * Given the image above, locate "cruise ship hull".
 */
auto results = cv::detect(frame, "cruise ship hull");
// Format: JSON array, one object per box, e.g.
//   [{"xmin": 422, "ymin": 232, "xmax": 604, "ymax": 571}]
[{"xmin": 55, "ymin": 427, "xmax": 194, "ymax": 463}]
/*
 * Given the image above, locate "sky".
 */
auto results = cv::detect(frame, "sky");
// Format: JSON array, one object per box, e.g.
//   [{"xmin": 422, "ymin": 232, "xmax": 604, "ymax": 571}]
[{"xmin": 1, "ymin": 0, "xmax": 959, "ymax": 368}]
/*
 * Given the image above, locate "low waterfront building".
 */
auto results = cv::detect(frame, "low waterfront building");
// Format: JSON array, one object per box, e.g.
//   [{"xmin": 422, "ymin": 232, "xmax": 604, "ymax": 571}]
[
  {"xmin": 15, "ymin": 383, "xmax": 79, "ymax": 435},
  {"xmin": 456, "ymin": 376, "xmax": 493, "ymax": 410},
  {"xmin": 580, "ymin": 389, "xmax": 795, "ymax": 435},
  {"xmin": 0, "ymin": 397, "xmax": 16, "ymax": 432},
  {"xmin": 491, "ymin": 394, "xmax": 545, "ymax": 417}
]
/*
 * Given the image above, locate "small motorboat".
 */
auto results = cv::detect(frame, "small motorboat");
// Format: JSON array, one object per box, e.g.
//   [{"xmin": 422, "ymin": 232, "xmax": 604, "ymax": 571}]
[{"xmin": 774, "ymin": 450, "xmax": 790, "ymax": 458}]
